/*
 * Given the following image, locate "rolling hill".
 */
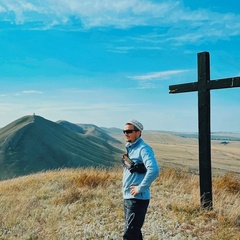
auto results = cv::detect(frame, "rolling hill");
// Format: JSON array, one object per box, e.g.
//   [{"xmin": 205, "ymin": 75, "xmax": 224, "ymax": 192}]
[
  {"xmin": 0, "ymin": 115, "xmax": 123, "ymax": 180},
  {"xmin": 1, "ymin": 115, "xmax": 239, "ymax": 180},
  {"xmin": 57, "ymin": 120, "xmax": 122, "ymax": 145}
]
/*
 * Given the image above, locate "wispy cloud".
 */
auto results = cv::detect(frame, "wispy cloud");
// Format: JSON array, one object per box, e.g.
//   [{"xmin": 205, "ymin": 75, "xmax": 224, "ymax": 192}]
[
  {"xmin": 0, "ymin": 0, "xmax": 239, "ymax": 38},
  {"xmin": 13, "ymin": 90, "xmax": 43, "ymax": 96},
  {"xmin": 128, "ymin": 70, "xmax": 189, "ymax": 81},
  {"xmin": 127, "ymin": 70, "xmax": 190, "ymax": 89},
  {"xmin": 22, "ymin": 90, "xmax": 43, "ymax": 94},
  {"xmin": 0, "ymin": 0, "xmax": 173, "ymax": 28},
  {"xmin": 108, "ymin": 45, "xmax": 163, "ymax": 54}
]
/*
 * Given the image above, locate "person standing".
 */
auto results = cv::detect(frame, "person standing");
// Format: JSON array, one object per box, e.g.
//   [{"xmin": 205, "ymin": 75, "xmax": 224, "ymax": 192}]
[{"xmin": 122, "ymin": 119, "xmax": 160, "ymax": 240}]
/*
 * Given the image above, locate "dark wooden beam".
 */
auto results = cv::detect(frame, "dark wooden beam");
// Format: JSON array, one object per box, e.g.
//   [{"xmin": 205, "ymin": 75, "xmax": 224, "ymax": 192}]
[
  {"xmin": 169, "ymin": 82, "xmax": 198, "ymax": 93},
  {"xmin": 197, "ymin": 52, "xmax": 213, "ymax": 209},
  {"xmin": 208, "ymin": 77, "xmax": 240, "ymax": 90},
  {"xmin": 169, "ymin": 77, "xmax": 240, "ymax": 94}
]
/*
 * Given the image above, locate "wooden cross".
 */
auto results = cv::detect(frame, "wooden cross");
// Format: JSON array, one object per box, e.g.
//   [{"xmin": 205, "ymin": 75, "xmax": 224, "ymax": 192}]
[{"xmin": 169, "ymin": 52, "xmax": 240, "ymax": 209}]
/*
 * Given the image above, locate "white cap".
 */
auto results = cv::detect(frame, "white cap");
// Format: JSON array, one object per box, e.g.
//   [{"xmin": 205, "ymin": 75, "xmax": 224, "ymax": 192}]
[{"xmin": 126, "ymin": 119, "xmax": 143, "ymax": 131}]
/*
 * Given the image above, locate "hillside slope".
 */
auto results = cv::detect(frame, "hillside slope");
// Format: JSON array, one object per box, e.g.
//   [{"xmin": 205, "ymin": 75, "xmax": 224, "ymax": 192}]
[
  {"xmin": 0, "ymin": 115, "xmax": 123, "ymax": 180},
  {"xmin": 57, "ymin": 120, "xmax": 122, "ymax": 145}
]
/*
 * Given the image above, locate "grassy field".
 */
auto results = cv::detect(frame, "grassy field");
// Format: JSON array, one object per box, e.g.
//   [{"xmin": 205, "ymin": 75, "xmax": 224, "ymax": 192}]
[
  {"xmin": 0, "ymin": 131, "xmax": 239, "ymax": 239},
  {"xmin": 0, "ymin": 167, "xmax": 239, "ymax": 240},
  {"xmin": 135, "ymin": 132, "xmax": 240, "ymax": 174}
]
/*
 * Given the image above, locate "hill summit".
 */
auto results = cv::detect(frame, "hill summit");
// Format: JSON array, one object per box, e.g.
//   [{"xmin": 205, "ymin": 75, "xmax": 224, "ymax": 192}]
[{"xmin": 0, "ymin": 115, "xmax": 123, "ymax": 180}]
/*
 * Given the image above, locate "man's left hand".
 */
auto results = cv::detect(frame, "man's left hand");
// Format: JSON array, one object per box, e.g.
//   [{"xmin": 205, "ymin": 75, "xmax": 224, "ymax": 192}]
[{"xmin": 130, "ymin": 185, "xmax": 139, "ymax": 196}]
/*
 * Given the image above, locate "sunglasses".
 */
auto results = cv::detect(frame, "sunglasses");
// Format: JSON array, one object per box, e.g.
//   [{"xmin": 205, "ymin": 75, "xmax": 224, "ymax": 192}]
[{"xmin": 123, "ymin": 130, "xmax": 138, "ymax": 134}]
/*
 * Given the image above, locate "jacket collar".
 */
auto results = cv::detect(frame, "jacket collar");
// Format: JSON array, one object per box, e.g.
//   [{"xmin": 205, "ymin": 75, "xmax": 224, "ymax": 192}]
[{"xmin": 125, "ymin": 137, "xmax": 142, "ymax": 148}]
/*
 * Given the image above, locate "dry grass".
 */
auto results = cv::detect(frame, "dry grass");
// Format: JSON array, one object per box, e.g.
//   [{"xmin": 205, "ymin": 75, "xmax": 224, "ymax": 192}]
[
  {"xmin": 146, "ymin": 135, "xmax": 240, "ymax": 174},
  {"xmin": 0, "ymin": 167, "xmax": 239, "ymax": 240}
]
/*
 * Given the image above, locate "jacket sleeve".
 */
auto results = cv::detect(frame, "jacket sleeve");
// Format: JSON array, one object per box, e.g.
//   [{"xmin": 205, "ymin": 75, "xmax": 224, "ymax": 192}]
[{"xmin": 137, "ymin": 146, "xmax": 160, "ymax": 193}]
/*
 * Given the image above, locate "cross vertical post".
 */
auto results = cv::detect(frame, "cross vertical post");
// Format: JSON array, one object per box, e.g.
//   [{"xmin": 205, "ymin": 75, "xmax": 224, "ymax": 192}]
[{"xmin": 198, "ymin": 52, "xmax": 212, "ymax": 209}]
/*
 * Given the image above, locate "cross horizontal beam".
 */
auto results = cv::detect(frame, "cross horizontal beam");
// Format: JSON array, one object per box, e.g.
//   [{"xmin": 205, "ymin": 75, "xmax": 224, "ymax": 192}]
[
  {"xmin": 169, "ymin": 76, "xmax": 240, "ymax": 94},
  {"xmin": 169, "ymin": 82, "xmax": 197, "ymax": 93},
  {"xmin": 209, "ymin": 77, "xmax": 240, "ymax": 90}
]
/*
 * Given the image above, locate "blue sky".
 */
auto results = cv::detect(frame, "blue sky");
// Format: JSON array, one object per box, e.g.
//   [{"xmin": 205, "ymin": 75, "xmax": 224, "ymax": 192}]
[{"xmin": 0, "ymin": 0, "xmax": 239, "ymax": 132}]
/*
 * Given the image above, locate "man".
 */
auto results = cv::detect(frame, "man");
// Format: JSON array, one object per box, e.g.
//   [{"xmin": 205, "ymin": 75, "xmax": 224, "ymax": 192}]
[{"xmin": 122, "ymin": 119, "xmax": 160, "ymax": 240}]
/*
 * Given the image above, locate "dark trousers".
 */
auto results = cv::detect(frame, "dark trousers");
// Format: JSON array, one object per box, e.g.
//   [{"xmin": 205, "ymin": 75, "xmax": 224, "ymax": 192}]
[{"xmin": 123, "ymin": 199, "xmax": 149, "ymax": 240}]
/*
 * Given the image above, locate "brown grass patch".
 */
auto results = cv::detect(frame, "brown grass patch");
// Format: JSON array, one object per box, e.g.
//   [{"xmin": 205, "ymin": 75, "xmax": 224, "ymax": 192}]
[{"xmin": 0, "ymin": 167, "xmax": 239, "ymax": 239}]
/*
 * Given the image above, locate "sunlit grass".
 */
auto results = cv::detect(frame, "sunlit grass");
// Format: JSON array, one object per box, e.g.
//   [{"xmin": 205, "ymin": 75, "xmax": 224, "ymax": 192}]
[{"xmin": 0, "ymin": 167, "xmax": 239, "ymax": 239}]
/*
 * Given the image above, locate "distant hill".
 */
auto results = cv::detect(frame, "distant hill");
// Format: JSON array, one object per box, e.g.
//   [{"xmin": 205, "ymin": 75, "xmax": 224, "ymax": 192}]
[
  {"xmin": 103, "ymin": 128, "xmax": 240, "ymax": 142},
  {"xmin": 0, "ymin": 115, "xmax": 123, "ymax": 180},
  {"xmin": 1, "ymin": 115, "xmax": 239, "ymax": 181},
  {"xmin": 172, "ymin": 132, "xmax": 240, "ymax": 141},
  {"xmin": 57, "ymin": 121, "xmax": 122, "ymax": 145}
]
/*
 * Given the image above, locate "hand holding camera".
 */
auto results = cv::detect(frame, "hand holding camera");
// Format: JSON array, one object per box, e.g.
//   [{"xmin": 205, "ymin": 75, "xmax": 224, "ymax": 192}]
[{"xmin": 122, "ymin": 154, "xmax": 147, "ymax": 174}]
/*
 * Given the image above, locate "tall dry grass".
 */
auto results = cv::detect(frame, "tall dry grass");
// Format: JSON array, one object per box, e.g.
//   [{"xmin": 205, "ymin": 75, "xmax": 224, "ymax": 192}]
[{"xmin": 0, "ymin": 167, "xmax": 239, "ymax": 240}]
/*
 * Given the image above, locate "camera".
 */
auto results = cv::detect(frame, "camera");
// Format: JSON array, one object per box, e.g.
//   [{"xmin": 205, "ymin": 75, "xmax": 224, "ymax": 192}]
[
  {"xmin": 129, "ymin": 163, "xmax": 147, "ymax": 174},
  {"xmin": 122, "ymin": 154, "xmax": 147, "ymax": 174}
]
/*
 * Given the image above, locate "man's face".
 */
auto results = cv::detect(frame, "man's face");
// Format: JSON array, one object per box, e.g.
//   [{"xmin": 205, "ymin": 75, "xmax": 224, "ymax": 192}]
[{"xmin": 123, "ymin": 124, "xmax": 141, "ymax": 143}]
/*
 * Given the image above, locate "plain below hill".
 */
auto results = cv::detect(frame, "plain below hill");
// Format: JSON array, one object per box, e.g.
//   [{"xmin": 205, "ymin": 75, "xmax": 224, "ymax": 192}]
[{"xmin": 0, "ymin": 115, "xmax": 123, "ymax": 181}]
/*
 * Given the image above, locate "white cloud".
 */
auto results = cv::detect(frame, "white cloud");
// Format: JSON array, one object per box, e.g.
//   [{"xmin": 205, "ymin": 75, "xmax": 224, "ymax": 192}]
[
  {"xmin": 0, "ymin": 0, "xmax": 171, "ymax": 27},
  {"xmin": 22, "ymin": 90, "xmax": 43, "ymax": 94},
  {"xmin": 128, "ymin": 70, "xmax": 189, "ymax": 81},
  {"xmin": 0, "ymin": 0, "xmax": 239, "ymax": 34},
  {"xmin": 0, "ymin": 0, "xmax": 239, "ymax": 50},
  {"xmin": 11, "ymin": 90, "xmax": 43, "ymax": 96},
  {"xmin": 127, "ymin": 70, "xmax": 190, "ymax": 89}
]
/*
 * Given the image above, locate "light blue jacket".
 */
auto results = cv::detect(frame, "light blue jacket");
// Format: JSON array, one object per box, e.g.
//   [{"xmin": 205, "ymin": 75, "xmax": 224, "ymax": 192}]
[{"xmin": 122, "ymin": 137, "xmax": 160, "ymax": 200}]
